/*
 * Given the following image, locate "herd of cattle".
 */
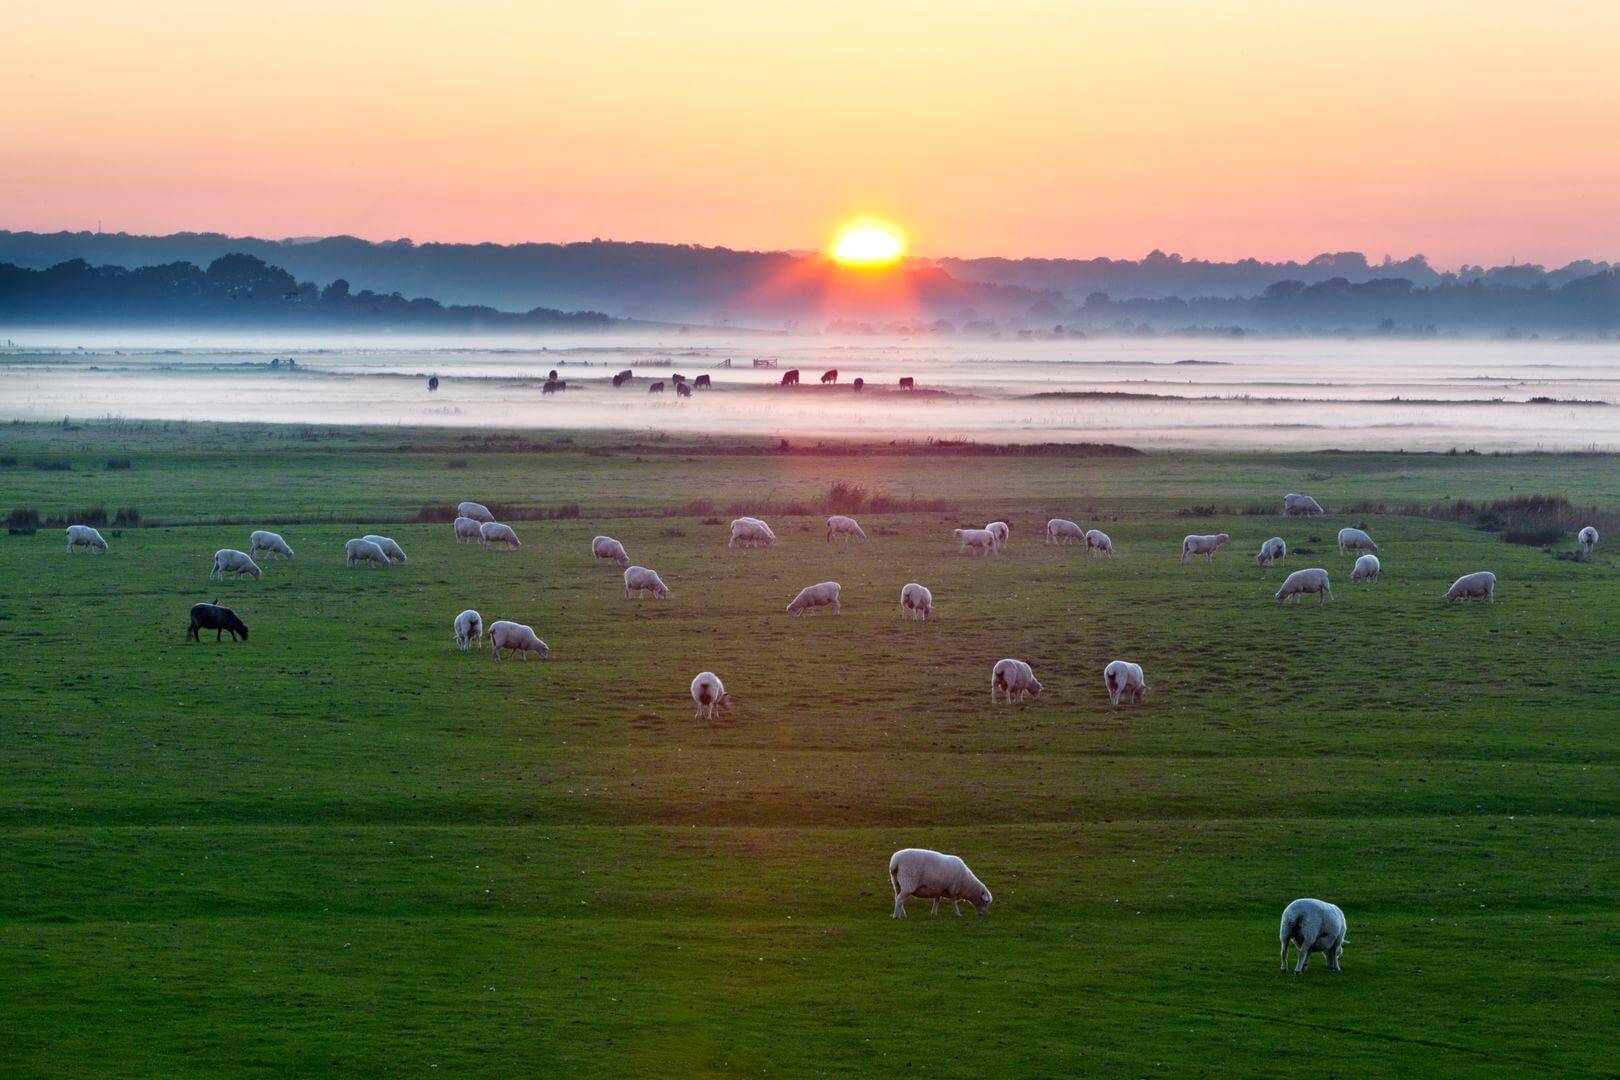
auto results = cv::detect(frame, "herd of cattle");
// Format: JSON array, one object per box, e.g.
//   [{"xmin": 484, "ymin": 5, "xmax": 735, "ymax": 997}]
[
  {"xmin": 505, "ymin": 368, "xmax": 914, "ymax": 396},
  {"xmin": 60, "ymin": 490, "xmax": 1603, "ymax": 967}
]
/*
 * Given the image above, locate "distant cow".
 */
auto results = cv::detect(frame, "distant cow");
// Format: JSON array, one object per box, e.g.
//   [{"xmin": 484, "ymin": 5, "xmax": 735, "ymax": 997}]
[
  {"xmin": 188, "ymin": 601, "xmax": 248, "ymax": 642},
  {"xmin": 821, "ymin": 369, "xmax": 838, "ymax": 384},
  {"xmin": 427, "ymin": 376, "xmax": 439, "ymax": 392},
  {"xmin": 542, "ymin": 379, "xmax": 566, "ymax": 394},
  {"xmin": 781, "ymin": 369, "xmax": 800, "ymax": 386},
  {"xmin": 649, "ymin": 381, "xmax": 664, "ymax": 394},
  {"xmin": 673, "ymin": 373, "xmax": 686, "ymax": 383},
  {"xmin": 612, "ymin": 369, "xmax": 633, "ymax": 387},
  {"xmin": 675, "ymin": 382, "xmax": 692, "ymax": 398},
  {"xmin": 852, "ymin": 378, "xmax": 864, "ymax": 391},
  {"xmin": 694, "ymin": 374, "xmax": 711, "ymax": 388},
  {"xmin": 899, "ymin": 377, "xmax": 915, "ymax": 390}
]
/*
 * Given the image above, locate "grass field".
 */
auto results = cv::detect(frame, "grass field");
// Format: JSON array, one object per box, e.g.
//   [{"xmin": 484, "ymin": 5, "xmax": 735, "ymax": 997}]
[{"xmin": 2, "ymin": 422, "xmax": 1618, "ymax": 1076}]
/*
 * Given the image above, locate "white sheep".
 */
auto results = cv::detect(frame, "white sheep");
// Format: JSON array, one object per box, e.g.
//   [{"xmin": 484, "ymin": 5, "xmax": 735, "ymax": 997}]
[
  {"xmin": 345, "ymin": 537, "xmax": 390, "ymax": 568},
  {"xmin": 624, "ymin": 565, "xmax": 671, "ymax": 599},
  {"xmin": 728, "ymin": 517, "xmax": 776, "ymax": 548},
  {"xmin": 1181, "ymin": 533, "xmax": 1231, "ymax": 563},
  {"xmin": 1444, "ymin": 571, "xmax": 1496, "ymax": 603},
  {"xmin": 953, "ymin": 527, "xmax": 998, "ymax": 556},
  {"xmin": 488, "ymin": 619, "xmax": 549, "ymax": 660},
  {"xmin": 1046, "ymin": 518, "xmax": 1084, "ymax": 544},
  {"xmin": 888, "ymin": 848, "xmax": 992, "ymax": 918},
  {"xmin": 453, "ymin": 609, "xmax": 483, "ymax": 650},
  {"xmin": 1256, "ymin": 537, "xmax": 1287, "ymax": 566},
  {"xmin": 1352, "ymin": 553, "xmax": 1380, "ymax": 583},
  {"xmin": 1337, "ymin": 527, "xmax": 1378, "ymax": 555},
  {"xmin": 249, "ymin": 530, "xmax": 294, "ymax": 561},
  {"xmin": 900, "ymin": 582, "xmax": 933, "ymax": 621},
  {"xmin": 457, "ymin": 501, "xmax": 495, "ymax": 522},
  {"xmin": 592, "ymin": 535, "xmax": 631, "ymax": 566},
  {"xmin": 1103, "ymin": 660, "xmax": 1147, "ymax": 705},
  {"xmin": 1579, "ymin": 526, "xmax": 1598, "ymax": 556},
  {"xmin": 479, "ymin": 521, "xmax": 521, "ymax": 550},
  {"xmin": 690, "ymin": 671, "xmax": 734, "ymax": 719},
  {"xmin": 453, "ymin": 516, "xmax": 483, "ymax": 544},
  {"xmin": 990, "ymin": 658, "xmax": 1042, "ymax": 703},
  {"xmin": 985, "ymin": 521, "xmax": 1009, "ymax": 547},
  {"xmin": 362, "ymin": 534, "xmax": 407, "ymax": 563},
  {"xmin": 1276, "ymin": 567, "xmax": 1333, "ymax": 605},
  {"xmin": 65, "ymin": 525, "xmax": 108, "ymax": 553},
  {"xmin": 210, "ymin": 549, "xmax": 263, "ymax": 581},
  {"xmin": 1085, "ymin": 529, "xmax": 1114, "ymax": 557},
  {"xmin": 786, "ymin": 581, "xmax": 841, "ymax": 616},
  {"xmin": 826, "ymin": 515, "xmax": 867, "ymax": 543},
  {"xmin": 1283, "ymin": 493, "xmax": 1325, "ymax": 516},
  {"xmin": 1279, "ymin": 898, "xmax": 1347, "ymax": 974}
]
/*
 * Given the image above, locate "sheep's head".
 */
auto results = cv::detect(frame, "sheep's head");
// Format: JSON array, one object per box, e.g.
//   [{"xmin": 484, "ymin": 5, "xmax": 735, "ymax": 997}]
[
  {"xmin": 617, "ymin": 554, "xmax": 630, "ymax": 566},
  {"xmin": 973, "ymin": 887, "xmax": 993, "ymax": 915},
  {"xmin": 719, "ymin": 692, "xmax": 734, "ymax": 711},
  {"xmin": 1216, "ymin": 533, "xmax": 1231, "ymax": 544},
  {"xmin": 1028, "ymin": 679, "xmax": 1044, "ymax": 698}
]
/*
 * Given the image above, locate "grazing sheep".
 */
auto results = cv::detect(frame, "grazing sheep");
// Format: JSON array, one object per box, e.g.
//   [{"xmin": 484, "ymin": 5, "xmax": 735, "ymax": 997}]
[
  {"xmin": 592, "ymin": 535, "xmax": 631, "ymax": 566},
  {"xmin": 1352, "ymin": 553, "xmax": 1381, "ymax": 583},
  {"xmin": 820, "ymin": 369, "xmax": 838, "ymax": 384},
  {"xmin": 1256, "ymin": 537, "xmax": 1287, "ymax": 566},
  {"xmin": 648, "ymin": 381, "xmax": 665, "ymax": 394},
  {"xmin": 249, "ymin": 530, "xmax": 294, "ymax": 561},
  {"xmin": 900, "ymin": 582, "xmax": 933, "ymax": 621},
  {"xmin": 1103, "ymin": 660, "xmax": 1147, "ymax": 705},
  {"xmin": 453, "ymin": 609, "xmax": 483, "ymax": 650},
  {"xmin": 488, "ymin": 620, "xmax": 549, "ymax": 660},
  {"xmin": 1046, "ymin": 518, "xmax": 1084, "ymax": 544},
  {"xmin": 690, "ymin": 671, "xmax": 734, "ymax": 719},
  {"xmin": 345, "ymin": 538, "xmax": 391, "ymax": 568},
  {"xmin": 210, "ymin": 549, "xmax": 263, "ymax": 581},
  {"xmin": 953, "ymin": 527, "xmax": 998, "ymax": 556},
  {"xmin": 65, "ymin": 525, "xmax": 108, "ymax": 553},
  {"xmin": 985, "ymin": 521, "xmax": 1010, "ymax": 547},
  {"xmin": 1181, "ymin": 533, "xmax": 1231, "ymax": 563},
  {"xmin": 1085, "ymin": 529, "xmax": 1114, "ymax": 557},
  {"xmin": 187, "ymin": 601, "xmax": 248, "ymax": 642},
  {"xmin": 1579, "ymin": 526, "xmax": 1598, "ymax": 556},
  {"xmin": 1276, "ymin": 567, "xmax": 1333, "ymax": 605},
  {"xmin": 1444, "ymin": 570, "xmax": 1496, "ymax": 603},
  {"xmin": 457, "ymin": 501, "xmax": 495, "ymax": 522},
  {"xmin": 1279, "ymin": 898, "xmax": 1347, "ymax": 974},
  {"xmin": 1283, "ymin": 493, "xmax": 1325, "ymax": 516},
  {"xmin": 786, "ymin": 581, "xmax": 841, "ymax": 616},
  {"xmin": 453, "ymin": 516, "xmax": 484, "ymax": 543},
  {"xmin": 362, "ymin": 535, "xmax": 407, "ymax": 563},
  {"xmin": 728, "ymin": 517, "xmax": 776, "ymax": 548},
  {"xmin": 990, "ymin": 658, "xmax": 1042, "ymax": 703},
  {"xmin": 826, "ymin": 515, "xmax": 867, "ymax": 543},
  {"xmin": 694, "ymin": 374, "xmax": 711, "ymax": 389},
  {"xmin": 889, "ymin": 848, "xmax": 992, "ymax": 918},
  {"xmin": 1337, "ymin": 527, "xmax": 1378, "ymax": 555},
  {"xmin": 624, "ymin": 565, "xmax": 671, "ymax": 599},
  {"xmin": 479, "ymin": 521, "xmax": 522, "ymax": 550}
]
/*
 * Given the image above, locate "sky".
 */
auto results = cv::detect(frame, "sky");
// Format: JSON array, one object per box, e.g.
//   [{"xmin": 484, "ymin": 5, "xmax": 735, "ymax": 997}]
[{"xmin": 3, "ymin": 1, "xmax": 1617, "ymax": 267}]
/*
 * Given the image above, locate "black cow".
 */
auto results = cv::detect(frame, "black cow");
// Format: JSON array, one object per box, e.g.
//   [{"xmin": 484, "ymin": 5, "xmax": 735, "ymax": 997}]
[
  {"xmin": 427, "ymin": 376, "xmax": 439, "ymax": 392},
  {"xmin": 852, "ymin": 377, "xmax": 864, "ymax": 391},
  {"xmin": 820, "ymin": 369, "xmax": 838, "ymax": 384},
  {"xmin": 899, "ymin": 376, "xmax": 915, "ymax": 389},
  {"xmin": 675, "ymin": 381, "xmax": 692, "ymax": 398},
  {"xmin": 612, "ymin": 369, "xmax": 633, "ymax": 387},
  {"xmin": 543, "ymin": 379, "xmax": 566, "ymax": 394},
  {"xmin": 649, "ymin": 381, "xmax": 664, "ymax": 394},
  {"xmin": 694, "ymin": 374, "xmax": 711, "ymax": 388},
  {"xmin": 672, "ymin": 373, "xmax": 686, "ymax": 383},
  {"xmin": 188, "ymin": 602, "xmax": 248, "ymax": 642},
  {"xmin": 781, "ymin": 369, "xmax": 800, "ymax": 386}
]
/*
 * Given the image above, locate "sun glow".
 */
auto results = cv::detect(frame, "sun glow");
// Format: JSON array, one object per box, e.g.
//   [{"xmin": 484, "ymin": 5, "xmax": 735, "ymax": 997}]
[{"xmin": 830, "ymin": 220, "xmax": 906, "ymax": 266}]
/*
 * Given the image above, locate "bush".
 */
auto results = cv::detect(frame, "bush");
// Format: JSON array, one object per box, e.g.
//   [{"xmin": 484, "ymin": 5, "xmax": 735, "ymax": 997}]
[
  {"xmin": 32, "ymin": 458, "xmax": 72, "ymax": 472},
  {"xmin": 0, "ymin": 455, "xmax": 17, "ymax": 467},
  {"xmin": 1177, "ymin": 504, "xmax": 1219, "ymax": 517},
  {"xmin": 826, "ymin": 481, "xmax": 868, "ymax": 514},
  {"xmin": 45, "ymin": 506, "xmax": 107, "ymax": 526},
  {"xmin": 5, "ymin": 508, "xmax": 40, "ymax": 529},
  {"xmin": 106, "ymin": 458, "xmax": 132, "ymax": 470},
  {"xmin": 114, "ymin": 507, "xmax": 142, "ymax": 526}
]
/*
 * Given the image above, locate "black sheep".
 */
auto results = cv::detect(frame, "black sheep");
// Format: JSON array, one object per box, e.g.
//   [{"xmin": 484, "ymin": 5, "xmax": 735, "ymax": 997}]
[{"xmin": 188, "ymin": 601, "xmax": 248, "ymax": 642}]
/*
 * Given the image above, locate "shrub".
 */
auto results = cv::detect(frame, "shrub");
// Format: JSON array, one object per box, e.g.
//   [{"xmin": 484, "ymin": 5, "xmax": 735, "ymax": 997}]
[
  {"xmin": 32, "ymin": 458, "xmax": 72, "ymax": 472},
  {"xmin": 5, "ymin": 508, "xmax": 40, "ymax": 529},
  {"xmin": 106, "ymin": 458, "xmax": 132, "ymax": 470},
  {"xmin": 1177, "ymin": 504, "xmax": 1219, "ymax": 517},
  {"xmin": 0, "ymin": 455, "xmax": 17, "ymax": 467},
  {"xmin": 826, "ymin": 481, "xmax": 868, "ymax": 514},
  {"xmin": 114, "ymin": 507, "xmax": 142, "ymax": 526}
]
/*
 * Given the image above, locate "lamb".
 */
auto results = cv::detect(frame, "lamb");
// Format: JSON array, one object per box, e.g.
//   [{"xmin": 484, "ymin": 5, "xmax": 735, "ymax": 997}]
[
  {"xmin": 453, "ymin": 516, "xmax": 484, "ymax": 543},
  {"xmin": 953, "ymin": 528, "xmax": 998, "ymax": 556},
  {"xmin": 1279, "ymin": 898, "xmax": 1347, "ymax": 974},
  {"xmin": 249, "ymin": 530, "xmax": 294, "ymax": 561},
  {"xmin": 210, "ymin": 549, "xmax": 263, "ymax": 581},
  {"xmin": 990, "ymin": 658, "xmax": 1042, "ymax": 703},
  {"xmin": 826, "ymin": 515, "xmax": 867, "ymax": 543},
  {"xmin": 457, "ymin": 501, "xmax": 495, "ymax": 522},
  {"xmin": 65, "ymin": 525, "xmax": 108, "ymax": 553},
  {"xmin": 1256, "ymin": 537, "xmax": 1287, "ymax": 566},
  {"xmin": 362, "ymin": 534, "xmax": 407, "ymax": 563},
  {"xmin": 1103, "ymin": 660, "xmax": 1147, "ymax": 705},
  {"xmin": 1352, "ymin": 553, "xmax": 1381, "ymax": 583},
  {"xmin": 786, "ymin": 581, "xmax": 841, "ymax": 616},
  {"xmin": 479, "ymin": 521, "xmax": 522, "ymax": 550},
  {"xmin": 1444, "ymin": 570, "xmax": 1496, "ymax": 603},
  {"xmin": 1276, "ymin": 567, "xmax": 1333, "ymax": 605},
  {"xmin": 728, "ymin": 517, "xmax": 776, "ymax": 548},
  {"xmin": 888, "ymin": 848, "xmax": 992, "ymax": 918},
  {"xmin": 488, "ymin": 620, "xmax": 549, "ymax": 660},
  {"xmin": 1046, "ymin": 518, "xmax": 1084, "ymax": 544},
  {"xmin": 187, "ymin": 601, "xmax": 248, "ymax": 642},
  {"xmin": 899, "ymin": 582, "xmax": 933, "ymax": 621},
  {"xmin": 1181, "ymin": 533, "xmax": 1231, "ymax": 563},
  {"xmin": 453, "ymin": 609, "xmax": 483, "ymax": 650},
  {"xmin": 624, "ymin": 565, "xmax": 671, "ymax": 599},
  {"xmin": 1085, "ymin": 529, "xmax": 1114, "ymax": 557},
  {"xmin": 1579, "ymin": 526, "xmax": 1598, "ymax": 556},
  {"xmin": 690, "ymin": 671, "xmax": 734, "ymax": 719},
  {"xmin": 985, "ymin": 521, "xmax": 1010, "ymax": 547},
  {"xmin": 1337, "ymin": 527, "xmax": 1378, "ymax": 555},
  {"xmin": 1283, "ymin": 493, "xmax": 1325, "ymax": 516},
  {"xmin": 345, "ymin": 538, "xmax": 391, "ymax": 568},
  {"xmin": 592, "ymin": 535, "xmax": 631, "ymax": 566}
]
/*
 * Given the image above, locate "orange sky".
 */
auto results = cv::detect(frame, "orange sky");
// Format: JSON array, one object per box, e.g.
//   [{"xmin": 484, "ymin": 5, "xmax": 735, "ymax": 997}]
[{"xmin": 3, "ymin": 2, "xmax": 1617, "ymax": 266}]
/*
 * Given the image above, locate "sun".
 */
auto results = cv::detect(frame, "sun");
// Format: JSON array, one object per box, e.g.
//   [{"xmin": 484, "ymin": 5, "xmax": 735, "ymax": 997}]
[{"xmin": 830, "ymin": 220, "xmax": 906, "ymax": 266}]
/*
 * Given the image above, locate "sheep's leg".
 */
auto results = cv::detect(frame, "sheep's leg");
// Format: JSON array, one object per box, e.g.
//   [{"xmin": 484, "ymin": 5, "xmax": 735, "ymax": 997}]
[
  {"xmin": 1294, "ymin": 917, "xmax": 1320, "ymax": 973},
  {"xmin": 952, "ymin": 899, "xmax": 962, "ymax": 916},
  {"xmin": 893, "ymin": 891, "xmax": 910, "ymax": 918},
  {"xmin": 216, "ymin": 628, "xmax": 223, "ymax": 641},
  {"xmin": 930, "ymin": 898, "xmax": 940, "ymax": 915},
  {"xmin": 1279, "ymin": 936, "xmax": 1291, "ymax": 972},
  {"xmin": 833, "ymin": 599, "xmax": 841, "ymax": 615}
]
